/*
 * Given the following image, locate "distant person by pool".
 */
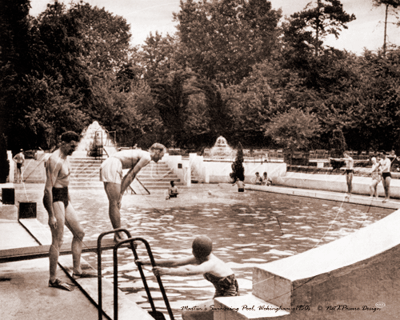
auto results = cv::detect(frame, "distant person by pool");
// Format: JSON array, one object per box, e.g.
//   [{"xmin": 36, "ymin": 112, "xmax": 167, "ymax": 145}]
[
  {"xmin": 262, "ymin": 171, "xmax": 272, "ymax": 186},
  {"xmin": 13, "ymin": 149, "xmax": 25, "ymax": 183},
  {"xmin": 233, "ymin": 178, "xmax": 245, "ymax": 192},
  {"xmin": 369, "ymin": 157, "xmax": 381, "ymax": 198},
  {"xmin": 166, "ymin": 180, "xmax": 179, "ymax": 200},
  {"xmin": 254, "ymin": 172, "xmax": 263, "ymax": 185},
  {"xmin": 380, "ymin": 151, "xmax": 400, "ymax": 203},
  {"xmin": 136, "ymin": 235, "xmax": 239, "ymax": 320},
  {"xmin": 330, "ymin": 151, "xmax": 354, "ymax": 196}
]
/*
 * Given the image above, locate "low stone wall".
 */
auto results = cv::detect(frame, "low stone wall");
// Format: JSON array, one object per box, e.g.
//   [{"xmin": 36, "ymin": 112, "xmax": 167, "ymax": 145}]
[
  {"xmin": 276, "ymin": 172, "xmax": 400, "ymax": 199},
  {"xmin": 163, "ymin": 153, "xmax": 287, "ymax": 185},
  {"xmin": 203, "ymin": 159, "xmax": 286, "ymax": 184},
  {"xmin": 252, "ymin": 208, "xmax": 400, "ymax": 319}
]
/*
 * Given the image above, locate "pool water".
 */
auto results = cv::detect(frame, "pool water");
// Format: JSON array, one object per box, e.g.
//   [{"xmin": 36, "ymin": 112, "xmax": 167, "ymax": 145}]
[{"xmin": 60, "ymin": 184, "xmax": 392, "ymax": 319}]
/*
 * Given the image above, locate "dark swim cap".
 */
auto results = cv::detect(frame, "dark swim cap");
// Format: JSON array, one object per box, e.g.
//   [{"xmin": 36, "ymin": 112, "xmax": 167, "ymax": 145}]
[{"xmin": 192, "ymin": 236, "xmax": 213, "ymax": 258}]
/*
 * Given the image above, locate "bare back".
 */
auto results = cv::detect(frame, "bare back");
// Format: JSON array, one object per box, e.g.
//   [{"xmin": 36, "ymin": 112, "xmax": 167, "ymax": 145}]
[{"xmin": 112, "ymin": 149, "xmax": 151, "ymax": 170}]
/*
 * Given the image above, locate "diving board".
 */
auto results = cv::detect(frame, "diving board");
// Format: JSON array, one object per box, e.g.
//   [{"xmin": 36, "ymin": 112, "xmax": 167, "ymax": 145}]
[{"xmin": 0, "ymin": 238, "xmax": 124, "ymax": 263}]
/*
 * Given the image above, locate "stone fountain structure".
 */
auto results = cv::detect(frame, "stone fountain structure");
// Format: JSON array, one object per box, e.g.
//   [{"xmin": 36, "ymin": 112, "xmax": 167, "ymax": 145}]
[
  {"xmin": 210, "ymin": 136, "xmax": 235, "ymax": 159},
  {"xmin": 73, "ymin": 121, "xmax": 115, "ymax": 157}
]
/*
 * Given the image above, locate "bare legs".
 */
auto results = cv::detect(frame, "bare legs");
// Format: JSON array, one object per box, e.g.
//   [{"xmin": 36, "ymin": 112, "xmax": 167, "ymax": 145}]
[
  {"xmin": 16, "ymin": 168, "xmax": 22, "ymax": 183},
  {"xmin": 49, "ymin": 201, "xmax": 85, "ymax": 282},
  {"xmin": 383, "ymin": 176, "xmax": 391, "ymax": 202},
  {"xmin": 346, "ymin": 171, "xmax": 353, "ymax": 195},
  {"xmin": 369, "ymin": 180, "xmax": 378, "ymax": 197},
  {"xmin": 103, "ymin": 182, "xmax": 125, "ymax": 241}
]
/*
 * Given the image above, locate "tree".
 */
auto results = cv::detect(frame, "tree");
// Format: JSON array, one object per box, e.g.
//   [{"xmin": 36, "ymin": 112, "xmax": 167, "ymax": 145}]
[
  {"xmin": 230, "ymin": 142, "xmax": 245, "ymax": 182},
  {"xmin": 174, "ymin": 0, "xmax": 281, "ymax": 84},
  {"xmin": 1, "ymin": 1, "xmax": 138, "ymax": 150},
  {"xmin": 193, "ymin": 80, "xmax": 234, "ymax": 143},
  {"xmin": 138, "ymin": 32, "xmax": 179, "ymax": 80},
  {"xmin": 373, "ymin": 0, "xmax": 400, "ymax": 55},
  {"xmin": 149, "ymin": 70, "xmax": 202, "ymax": 147},
  {"xmin": 68, "ymin": 2, "xmax": 132, "ymax": 71},
  {"xmin": 283, "ymin": 0, "xmax": 356, "ymax": 57},
  {"xmin": 329, "ymin": 128, "xmax": 347, "ymax": 169},
  {"xmin": 0, "ymin": 0, "xmax": 33, "ymax": 147},
  {"xmin": 265, "ymin": 108, "xmax": 320, "ymax": 151}
]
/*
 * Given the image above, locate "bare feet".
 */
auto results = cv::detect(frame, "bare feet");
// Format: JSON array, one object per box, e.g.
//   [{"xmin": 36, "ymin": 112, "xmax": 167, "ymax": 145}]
[
  {"xmin": 49, "ymin": 279, "xmax": 75, "ymax": 291},
  {"xmin": 114, "ymin": 231, "xmax": 128, "ymax": 243}
]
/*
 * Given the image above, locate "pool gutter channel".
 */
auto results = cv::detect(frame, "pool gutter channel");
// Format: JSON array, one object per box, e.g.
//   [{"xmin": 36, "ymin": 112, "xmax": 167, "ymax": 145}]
[{"xmin": 248, "ymin": 185, "xmax": 400, "ymax": 210}]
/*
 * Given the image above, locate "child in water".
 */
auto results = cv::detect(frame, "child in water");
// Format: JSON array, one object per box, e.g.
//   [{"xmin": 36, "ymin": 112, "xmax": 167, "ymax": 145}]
[
  {"xmin": 136, "ymin": 235, "xmax": 239, "ymax": 320},
  {"xmin": 166, "ymin": 180, "xmax": 179, "ymax": 200},
  {"xmin": 233, "ymin": 177, "xmax": 245, "ymax": 192}
]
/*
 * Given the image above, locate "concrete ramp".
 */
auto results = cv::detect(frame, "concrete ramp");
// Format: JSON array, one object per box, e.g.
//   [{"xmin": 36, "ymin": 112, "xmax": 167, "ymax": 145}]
[{"xmin": 252, "ymin": 208, "xmax": 400, "ymax": 319}]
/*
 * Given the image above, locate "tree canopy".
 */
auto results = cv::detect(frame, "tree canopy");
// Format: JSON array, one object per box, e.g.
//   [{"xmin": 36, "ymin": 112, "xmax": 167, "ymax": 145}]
[{"xmin": 1, "ymin": 0, "xmax": 400, "ymax": 154}]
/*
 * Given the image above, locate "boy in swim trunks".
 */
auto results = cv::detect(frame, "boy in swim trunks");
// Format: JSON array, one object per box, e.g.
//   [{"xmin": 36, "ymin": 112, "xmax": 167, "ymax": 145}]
[
  {"xmin": 330, "ymin": 151, "xmax": 354, "ymax": 196},
  {"xmin": 166, "ymin": 180, "xmax": 179, "ymax": 199},
  {"xmin": 100, "ymin": 143, "xmax": 165, "ymax": 241},
  {"xmin": 380, "ymin": 152, "xmax": 399, "ymax": 203},
  {"xmin": 136, "ymin": 235, "xmax": 239, "ymax": 320},
  {"xmin": 43, "ymin": 131, "xmax": 96, "ymax": 291},
  {"xmin": 13, "ymin": 149, "xmax": 25, "ymax": 183}
]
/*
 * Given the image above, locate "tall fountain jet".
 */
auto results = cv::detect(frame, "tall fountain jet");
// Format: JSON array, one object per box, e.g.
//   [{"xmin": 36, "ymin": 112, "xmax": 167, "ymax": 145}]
[{"xmin": 73, "ymin": 121, "xmax": 115, "ymax": 157}]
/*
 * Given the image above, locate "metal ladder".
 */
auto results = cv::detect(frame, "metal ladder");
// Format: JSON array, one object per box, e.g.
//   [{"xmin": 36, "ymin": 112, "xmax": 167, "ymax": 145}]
[{"xmin": 97, "ymin": 228, "xmax": 174, "ymax": 320}]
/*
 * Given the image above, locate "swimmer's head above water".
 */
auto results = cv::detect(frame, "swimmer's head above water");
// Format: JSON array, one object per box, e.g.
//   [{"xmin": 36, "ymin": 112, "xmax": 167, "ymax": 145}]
[{"xmin": 192, "ymin": 235, "xmax": 213, "ymax": 260}]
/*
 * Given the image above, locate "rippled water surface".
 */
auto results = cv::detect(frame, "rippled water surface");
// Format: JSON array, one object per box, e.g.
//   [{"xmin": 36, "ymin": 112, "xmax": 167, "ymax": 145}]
[{"xmin": 53, "ymin": 185, "xmax": 393, "ymax": 319}]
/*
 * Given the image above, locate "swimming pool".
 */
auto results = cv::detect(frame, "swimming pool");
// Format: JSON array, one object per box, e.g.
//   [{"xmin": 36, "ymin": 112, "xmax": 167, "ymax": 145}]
[{"xmin": 35, "ymin": 184, "xmax": 393, "ymax": 319}]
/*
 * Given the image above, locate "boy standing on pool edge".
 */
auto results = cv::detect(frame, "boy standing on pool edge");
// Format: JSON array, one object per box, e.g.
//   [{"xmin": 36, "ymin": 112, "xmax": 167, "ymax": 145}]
[{"xmin": 330, "ymin": 151, "xmax": 354, "ymax": 196}]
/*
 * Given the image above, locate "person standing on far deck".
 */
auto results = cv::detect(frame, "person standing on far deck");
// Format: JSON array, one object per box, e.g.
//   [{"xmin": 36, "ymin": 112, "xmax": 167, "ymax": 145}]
[
  {"xmin": 100, "ymin": 143, "xmax": 165, "ymax": 241},
  {"xmin": 380, "ymin": 152, "xmax": 399, "ymax": 203},
  {"xmin": 13, "ymin": 149, "xmax": 25, "ymax": 183},
  {"xmin": 43, "ymin": 131, "xmax": 96, "ymax": 291},
  {"xmin": 369, "ymin": 157, "xmax": 381, "ymax": 198},
  {"xmin": 330, "ymin": 151, "xmax": 354, "ymax": 196}
]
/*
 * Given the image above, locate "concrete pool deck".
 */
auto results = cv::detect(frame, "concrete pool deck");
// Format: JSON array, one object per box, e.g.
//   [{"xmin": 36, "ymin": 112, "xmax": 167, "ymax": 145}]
[
  {"xmin": 0, "ymin": 213, "xmax": 102, "ymax": 320},
  {"xmin": 0, "ymin": 185, "xmax": 152, "ymax": 320},
  {"xmin": 1, "ymin": 172, "xmax": 400, "ymax": 320}
]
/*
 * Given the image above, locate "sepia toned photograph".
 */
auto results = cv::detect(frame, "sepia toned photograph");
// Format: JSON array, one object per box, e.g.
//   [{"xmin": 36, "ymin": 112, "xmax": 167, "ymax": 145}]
[{"xmin": 0, "ymin": 0, "xmax": 400, "ymax": 319}]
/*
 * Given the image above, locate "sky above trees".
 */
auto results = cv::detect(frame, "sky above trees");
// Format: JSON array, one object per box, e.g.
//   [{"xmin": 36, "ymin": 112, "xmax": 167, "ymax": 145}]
[{"xmin": 29, "ymin": 0, "xmax": 399, "ymax": 54}]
